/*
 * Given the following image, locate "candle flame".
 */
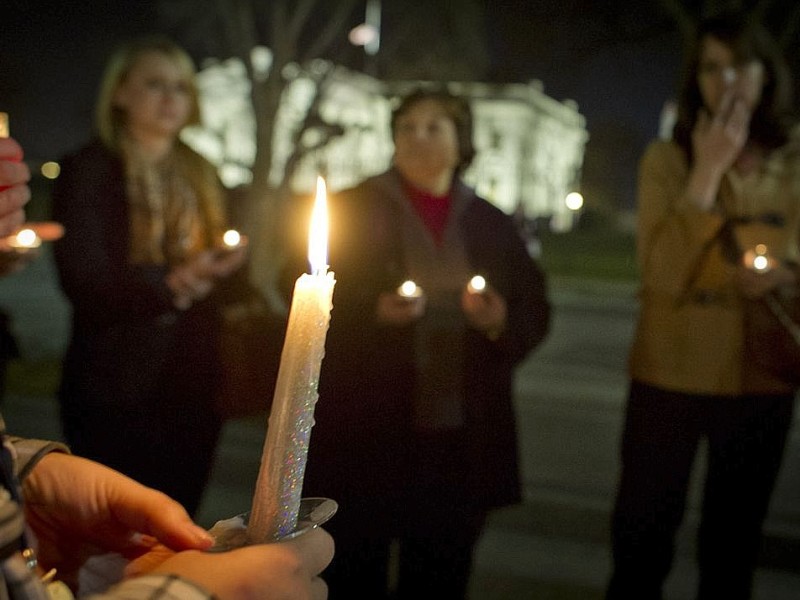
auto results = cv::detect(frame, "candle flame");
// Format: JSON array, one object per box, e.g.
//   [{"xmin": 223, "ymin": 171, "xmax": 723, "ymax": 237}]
[
  {"xmin": 399, "ymin": 280, "xmax": 418, "ymax": 297},
  {"xmin": 468, "ymin": 275, "xmax": 486, "ymax": 293},
  {"xmin": 15, "ymin": 228, "xmax": 38, "ymax": 248},
  {"xmin": 753, "ymin": 254, "xmax": 769, "ymax": 272},
  {"xmin": 308, "ymin": 176, "xmax": 329, "ymax": 275},
  {"xmin": 223, "ymin": 229, "xmax": 241, "ymax": 248}
]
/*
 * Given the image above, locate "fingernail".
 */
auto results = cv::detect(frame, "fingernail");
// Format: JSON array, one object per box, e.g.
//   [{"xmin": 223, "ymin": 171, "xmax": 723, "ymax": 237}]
[{"xmin": 193, "ymin": 527, "xmax": 215, "ymax": 547}]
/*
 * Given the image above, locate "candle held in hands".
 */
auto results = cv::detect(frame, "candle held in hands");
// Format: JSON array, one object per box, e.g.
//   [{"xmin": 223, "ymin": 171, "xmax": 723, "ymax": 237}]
[{"xmin": 247, "ymin": 176, "xmax": 336, "ymax": 542}]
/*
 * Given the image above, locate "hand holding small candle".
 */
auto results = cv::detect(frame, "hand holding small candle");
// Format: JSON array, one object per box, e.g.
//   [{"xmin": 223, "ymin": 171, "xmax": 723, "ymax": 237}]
[
  {"xmin": 736, "ymin": 243, "xmax": 797, "ymax": 300},
  {"xmin": 0, "ymin": 222, "xmax": 64, "ymax": 276},
  {"xmin": 247, "ymin": 176, "xmax": 336, "ymax": 543},
  {"xmin": 462, "ymin": 275, "xmax": 507, "ymax": 340},
  {"xmin": 376, "ymin": 279, "xmax": 425, "ymax": 325}
]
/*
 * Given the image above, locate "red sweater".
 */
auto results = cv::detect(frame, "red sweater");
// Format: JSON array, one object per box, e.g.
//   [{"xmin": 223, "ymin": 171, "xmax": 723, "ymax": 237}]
[{"xmin": 403, "ymin": 181, "xmax": 452, "ymax": 246}]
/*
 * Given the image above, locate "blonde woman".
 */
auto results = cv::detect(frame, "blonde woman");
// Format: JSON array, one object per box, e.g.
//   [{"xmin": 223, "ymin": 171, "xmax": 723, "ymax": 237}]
[{"xmin": 52, "ymin": 35, "xmax": 247, "ymax": 516}]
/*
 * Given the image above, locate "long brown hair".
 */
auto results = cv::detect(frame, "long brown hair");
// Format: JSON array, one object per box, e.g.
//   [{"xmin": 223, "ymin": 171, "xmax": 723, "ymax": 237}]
[{"xmin": 672, "ymin": 11, "xmax": 795, "ymax": 160}]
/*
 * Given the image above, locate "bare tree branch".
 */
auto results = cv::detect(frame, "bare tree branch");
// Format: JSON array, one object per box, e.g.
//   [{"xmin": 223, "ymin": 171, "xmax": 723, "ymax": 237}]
[
  {"xmin": 286, "ymin": 0, "xmax": 318, "ymax": 41},
  {"xmin": 658, "ymin": 0, "xmax": 696, "ymax": 39},
  {"xmin": 778, "ymin": 7, "xmax": 800, "ymax": 50},
  {"xmin": 302, "ymin": 0, "xmax": 360, "ymax": 62}
]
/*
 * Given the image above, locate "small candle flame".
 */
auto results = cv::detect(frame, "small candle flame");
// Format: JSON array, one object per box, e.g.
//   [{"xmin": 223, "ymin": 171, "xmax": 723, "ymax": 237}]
[
  {"xmin": 752, "ymin": 254, "xmax": 769, "ymax": 272},
  {"xmin": 9, "ymin": 228, "xmax": 42, "ymax": 249},
  {"xmin": 222, "ymin": 229, "xmax": 241, "ymax": 248},
  {"xmin": 15, "ymin": 228, "xmax": 38, "ymax": 248},
  {"xmin": 398, "ymin": 280, "xmax": 418, "ymax": 297},
  {"xmin": 308, "ymin": 176, "xmax": 329, "ymax": 275},
  {"xmin": 750, "ymin": 244, "xmax": 771, "ymax": 272},
  {"xmin": 468, "ymin": 275, "xmax": 486, "ymax": 294}
]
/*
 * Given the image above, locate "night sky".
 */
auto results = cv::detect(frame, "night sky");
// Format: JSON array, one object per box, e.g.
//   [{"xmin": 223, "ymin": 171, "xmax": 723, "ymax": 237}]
[{"xmin": 0, "ymin": 1, "xmax": 708, "ymax": 211}]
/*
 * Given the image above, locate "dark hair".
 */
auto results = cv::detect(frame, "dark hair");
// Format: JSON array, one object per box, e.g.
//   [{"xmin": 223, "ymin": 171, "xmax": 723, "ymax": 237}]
[
  {"xmin": 390, "ymin": 88, "xmax": 476, "ymax": 173},
  {"xmin": 672, "ymin": 11, "xmax": 795, "ymax": 159}
]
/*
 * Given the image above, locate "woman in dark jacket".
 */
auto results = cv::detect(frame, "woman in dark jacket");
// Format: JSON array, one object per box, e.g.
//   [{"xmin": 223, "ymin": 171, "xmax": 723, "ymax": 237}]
[
  {"xmin": 51, "ymin": 36, "xmax": 247, "ymax": 517},
  {"xmin": 280, "ymin": 88, "xmax": 550, "ymax": 599}
]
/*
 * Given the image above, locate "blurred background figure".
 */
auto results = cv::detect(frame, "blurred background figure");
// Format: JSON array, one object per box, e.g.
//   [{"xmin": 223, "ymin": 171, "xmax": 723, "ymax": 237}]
[
  {"xmin": 607, "ymin": 11, "xmax": 800, "ymax": 600},
  {"xmin": 51, "ymin": 35, "xmax": 247, "ymax": 517},
  {"xmin": 280, "ymin": 88, "xmax": 550, "ymax": 599}
]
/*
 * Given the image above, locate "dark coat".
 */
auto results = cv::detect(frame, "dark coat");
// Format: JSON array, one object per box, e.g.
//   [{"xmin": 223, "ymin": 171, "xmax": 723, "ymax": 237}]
[
  {"xmin": 50, "ymin": 139, "xmax": 228, "ymax": 514},
  {"xmin": 280, "ymin": 169, "xmax": 550, "ymax": 528}
]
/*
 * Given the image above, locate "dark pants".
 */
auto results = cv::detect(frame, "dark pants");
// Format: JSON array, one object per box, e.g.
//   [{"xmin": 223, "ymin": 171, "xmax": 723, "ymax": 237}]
[
  {"xmin": 60, "ymin": 311, "xmax": 223, "ymax": 517},
  {"xmin": 606, "ymin": 381, "xmax": 795, "ymax": 600},
  {"xmin": 323, "ymin": 430, "xmax": 488, "ymax": 599}
]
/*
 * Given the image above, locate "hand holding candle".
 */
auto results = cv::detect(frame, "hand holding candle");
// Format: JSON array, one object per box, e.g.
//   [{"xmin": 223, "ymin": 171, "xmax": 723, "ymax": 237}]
[
  {"xmin": 0, "ymin": 222, "xmax": 64, "ymax": 276},
  {"xmin": 247, "ymin": 176, "xmax": 336, "ymax": 543},
  {"xmin": 376, "ymin": 280, "xmax": 425, "ymax": 325},
  {"xmin": 462, "ymin": 275, "xmax": 507, "ymax": 340}
]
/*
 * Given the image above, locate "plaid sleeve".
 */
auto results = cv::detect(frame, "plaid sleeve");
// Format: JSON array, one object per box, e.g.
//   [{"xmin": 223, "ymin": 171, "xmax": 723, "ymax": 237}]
[
  {"xmin": 6, "ymin": 437, "xmax": 70, "ymax": 482},
  {"xmin": 88, "ymin": 574, "xmax": 215, "ymax": 600}
]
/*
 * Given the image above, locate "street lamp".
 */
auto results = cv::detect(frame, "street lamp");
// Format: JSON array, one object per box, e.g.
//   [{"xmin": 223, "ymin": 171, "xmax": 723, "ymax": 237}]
[{"xmin": 348, "ymin": 0, "xmax": 381, "ymax": 75}]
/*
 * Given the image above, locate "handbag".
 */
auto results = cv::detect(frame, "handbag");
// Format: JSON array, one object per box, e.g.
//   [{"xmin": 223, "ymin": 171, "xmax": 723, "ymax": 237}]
[
  {"xmin": 216, "ymin": 285, "xmax": 285, "ymax": 419},
  {"xmin": 713, "ymin": 213, "xmax": 800, "ymax": 387},
  {"xmin": 742, "ymin": 289, "xmax": 800, "ymax": 387}
]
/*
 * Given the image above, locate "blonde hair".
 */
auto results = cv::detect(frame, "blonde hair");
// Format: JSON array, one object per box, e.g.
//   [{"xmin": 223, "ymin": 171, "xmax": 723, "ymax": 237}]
[
  {"xmin": 96, "ymin": 35, "xmax": 226, "ymax": 242},
  {"xmin": 95, "ymin": 34, "xmax": 202, "ymax": 149}
]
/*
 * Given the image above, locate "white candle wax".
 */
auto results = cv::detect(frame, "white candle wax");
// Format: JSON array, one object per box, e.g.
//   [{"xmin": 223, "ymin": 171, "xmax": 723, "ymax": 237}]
[{"xmin": 247, "ymin": 177, "xmax": 335, "ymax": 542}]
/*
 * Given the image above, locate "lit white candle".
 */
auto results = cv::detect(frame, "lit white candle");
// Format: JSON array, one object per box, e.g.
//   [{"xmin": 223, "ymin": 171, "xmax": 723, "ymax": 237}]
[{"xmin": 247, "ymin": 176, "xmax": 336, "ymax": 542}]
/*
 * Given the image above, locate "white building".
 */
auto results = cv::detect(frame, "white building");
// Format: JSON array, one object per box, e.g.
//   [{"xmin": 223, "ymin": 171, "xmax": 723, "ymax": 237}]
[{"xmin": 184, "ymin": 58, "xmax": 588, "ymax": 231}]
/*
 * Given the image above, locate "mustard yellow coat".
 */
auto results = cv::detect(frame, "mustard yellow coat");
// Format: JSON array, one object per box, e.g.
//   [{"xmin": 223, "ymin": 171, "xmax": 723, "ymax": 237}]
[{"xmin": 629, "ymin": 137, "xmax": 800, "ymax": 396}]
